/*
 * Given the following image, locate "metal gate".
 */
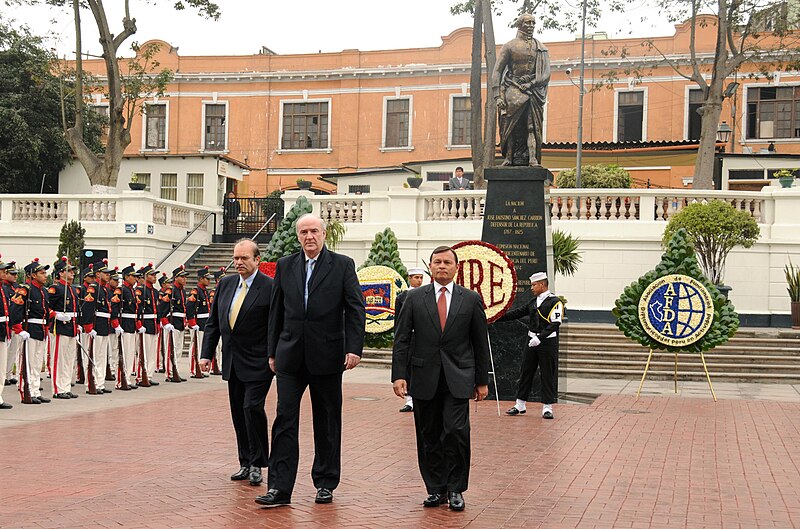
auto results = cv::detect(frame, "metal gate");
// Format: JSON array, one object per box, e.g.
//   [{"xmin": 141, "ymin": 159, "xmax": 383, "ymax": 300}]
[{"xmin": 222, "ymin": 197, "xmax": 283, "ymax": 243}]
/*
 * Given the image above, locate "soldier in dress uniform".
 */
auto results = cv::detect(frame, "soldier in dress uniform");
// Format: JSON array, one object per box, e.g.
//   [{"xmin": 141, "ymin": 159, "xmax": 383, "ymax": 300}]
[
  {"xmin": 186, "ymin": 266, "xmax": 213, "ymax": 378},
  {"xmin": 0, "ymin": 258, "xmax": 16, "ymax": 409},
  {"xmin": 116, "ymin": 264, "xmax": 142, "ymax": 390},
  {"xmin": 135, "ymin": 264, "xmax": 160, "ymax": 386},
  {"xmin": 498, "ymin": 272, "xmax": 563, "ymax": 419},
  {"xmin": 2, "ymin": 261, "xmax": 19, "ymax": 390},
  {"xmin": 394, "ymin": 267, "xmax": 426, "ymax": 413},
  {"xmin": 10, "ymin": 259, "xmax": 52, "ymax": 404},
  {"xmin": 74, "ymin": 265, "xmax": 96, "ymax": 386},
  {"xmin": 108, "ymin": 268, "xmax": 123, "ymax": 383},
  {"xmin": 48, "ymin": 257, "xmax": 81, "ymax": 399},
  {"xmin": 208, "ymin": 266, "xmax": 226, "ymax": 375},
  {"xmin": 159, "ymin": 265, "xmax": 188, "ymax": 382},
  {"xmin": 156, "ymin": 273, "xmax": 172, "ymax": 373},
  {"xmin": 80, "ymin": 260, "xmax": 114, "ymax": 395}
]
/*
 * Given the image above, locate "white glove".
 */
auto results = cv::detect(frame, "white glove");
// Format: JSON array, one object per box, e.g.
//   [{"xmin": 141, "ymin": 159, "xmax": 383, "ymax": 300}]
[
  {"xmin": 162, "ymin": 323, "xmax": 175, "ymax": 333},
  {"xmin": 527, "ymin": 331, "xmax": 541, "ymax": 348},
  {"xmin": 191, "ymin": 325, "xmax": 200, "ymax": 331},
  {"xmin": 89, "ymin": 330, "xmax": 98, "ymax": 338},
  {"xmin": 55, "ymin": 312, "xmax": 72, "ymax": 322},
  {"xmin": 114, "ymin": 326, "xmax": 124, "ymax": 336},
  {"xmin": 77, "ymin": 325, "xmax": 83, "ymax": 334},
  {"xmin": 137, "ymin": 326, "xmax": 146, "ymax": 334},
  {"xmin": 18, "ymin": 330, "xmax": 30, "ymax": 341}
]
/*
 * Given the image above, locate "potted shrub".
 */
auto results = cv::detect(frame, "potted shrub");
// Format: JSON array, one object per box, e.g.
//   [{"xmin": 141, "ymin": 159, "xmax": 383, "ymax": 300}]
[
  {"xmin": 773, "ymin": 169, "xmax": 796, "ymax": 189},
  {"xmin": 296, "ymin": 178, "xmax": 312, "ymax": 190},
  {"xmin": 786, "ymin": 258, "xmax": 800, "ymax": 329},
  {"xmin": 128, "ymin": 174, "xmax": 146, "ymax": 191},
  {"xmin": 662, "ymin": 200, "xmax": 760, "ymax": 298},
  {"xmin": 406, "ymin": 176, "xmax": 423, "ymax": 188}
]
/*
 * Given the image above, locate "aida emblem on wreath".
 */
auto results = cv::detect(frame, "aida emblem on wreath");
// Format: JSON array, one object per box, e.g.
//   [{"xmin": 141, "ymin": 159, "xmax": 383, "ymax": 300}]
[
  {"xmin": 357, "ymin": 265, "xmax": 407, "ymax": 334},
  {"xmin": 613, "ymin": 228, "xmax": 739, "ymax": 353}
]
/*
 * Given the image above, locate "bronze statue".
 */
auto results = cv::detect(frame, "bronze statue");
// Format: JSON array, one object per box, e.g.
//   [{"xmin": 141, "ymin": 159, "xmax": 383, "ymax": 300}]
[{"xmin": 492, "ymin": 13, "xmax": 551, "ymax": 167}]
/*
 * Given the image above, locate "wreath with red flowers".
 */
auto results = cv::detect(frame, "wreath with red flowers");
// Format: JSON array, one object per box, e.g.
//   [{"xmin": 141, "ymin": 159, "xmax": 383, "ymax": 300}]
[{"xmin": 451, "ymin": 240, "xmax": 517, "ymax": 323}]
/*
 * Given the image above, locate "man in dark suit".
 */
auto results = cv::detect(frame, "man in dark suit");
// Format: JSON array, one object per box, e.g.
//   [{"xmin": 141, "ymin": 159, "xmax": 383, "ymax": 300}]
[
  {"xmin": 200, "ymin": 238, "xmax": 273, "ymax": 487},
  {"xmin": 392, "ymin": 246, "xmax": 490, "ymax": 512},
  {"xmin": 256, "ymin": 213, "xmax": 366, "ymax": 507}
]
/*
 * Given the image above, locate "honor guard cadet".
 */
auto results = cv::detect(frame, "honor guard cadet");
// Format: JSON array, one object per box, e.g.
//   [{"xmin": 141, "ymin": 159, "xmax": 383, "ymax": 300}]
[
  {"xmin": 135, "ymin": 264, "xmax": 160, "ymax": 386},
  {"xmin": 75, "ymin": 264, "xmax": 96, "ymax": 386},
  {"xmin": 80, "ymin": 259, "xmax": 114, "ymax": 394},
  {"xmin": 208, "ymin": 266, "xmax": 226, "ymax": 375},
  {"xmin": 498, "ymin": 272, "xmax": 563, "ymax": 419},
  {"xmin": 186, "ymin": 266, "xmax": 213, "ymax": 378},
  {"xmin": 0, "ymin": 258, "xmax": 16, "ymax": 409},
  {"xmin": 116, "ymin": 264, "xmax": 142, "ymax": 390},
  {"xmin": 107, "ymin": 268, "xmax": 123, "ymax": 383},
  {"xmin": 48, "ymin": 258, "xmax": 81, "ymax": 399},
  {"xmin": 158, "ymin": 265, "xmax": 188, "ymax": 382},
  {"xmin": 394, "ymin": 267, "xmax": 427, "ymax": 413},
  {"xmin": 11, "ymin": 259, "xmax": 52, "ymax": 404},
  {"xmin": 156, "ymin": 273, "xmax": 172, "ymax": 373},
  {"xmin": 0, "ymin": 261, "xmax": 22, "ymax": 386}
]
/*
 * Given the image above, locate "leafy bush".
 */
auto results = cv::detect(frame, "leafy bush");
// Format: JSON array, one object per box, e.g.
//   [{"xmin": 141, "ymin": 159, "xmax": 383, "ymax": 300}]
[
  {"xmin": 556, "ymin": 164, "xmax": 632, "ymax": 189},
  {"xmin": 359, "ymin": 228, "xmax": 407, "ymax": 278},
  {"xmin": 263, "ymin": 196, "xmax": 313, "ymax": 261},
  {"xmin": 662, "ymin": 200, "xmax": 760, "ymax": 285}
]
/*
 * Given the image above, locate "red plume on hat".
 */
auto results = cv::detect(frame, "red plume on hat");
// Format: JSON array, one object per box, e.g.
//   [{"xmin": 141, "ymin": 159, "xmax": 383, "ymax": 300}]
[
  {"xmin": 204, "ymin": 266, "xmax": 209, "ymax": 270},
  {"xmin": 161, "ymin": 272, "xmax": 166, "ymax": 277},
  {"xmin": 148, "ymin": 262, "xmax": 153, "ymax": 266},
  {"xmin": 103, "ymin": 258, "xmax": 108, "ymax": 264},
  {"xmin": 219, "ymin": 266, "xmax": 225, "ymax": 271},
  {"xmin": 180, "ymin": 264, "xmax": 185, "ymax": 270},
  {"xmin": 131, "ymin": 262, "xmax": 136, "ymax": 266},
  {"xmin": 89, "ymin": 263, "xmax": 94, "ymax": 269},
  {"xmin": 34, "ymin": 257, "xmax": 39, "ymax": 262},
  {"xmin": 61, "ymin": 256, "xmax": 68, "ymax": 262}
]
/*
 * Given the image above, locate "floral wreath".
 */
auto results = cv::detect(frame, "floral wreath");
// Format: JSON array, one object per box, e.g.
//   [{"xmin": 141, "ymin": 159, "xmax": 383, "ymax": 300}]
[{"xmin": 452, "ymin": 240, "xmax": 517, "ymax": 323}]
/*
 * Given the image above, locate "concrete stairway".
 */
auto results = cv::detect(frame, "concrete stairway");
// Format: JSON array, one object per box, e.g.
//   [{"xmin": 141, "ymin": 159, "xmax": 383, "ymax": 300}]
[
  {"xmin": 361, "ymin": 322, "xmax": 800, "ymax": 383},
  {"xmin": 184, "ymin": 242, "xmax": 235, "ymax": 275}
]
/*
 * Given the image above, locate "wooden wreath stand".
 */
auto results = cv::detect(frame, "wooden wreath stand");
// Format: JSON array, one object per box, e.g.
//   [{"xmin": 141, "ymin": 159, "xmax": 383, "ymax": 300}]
[{"xmin": 636, "ymin": 348, "xmax": 717, "ymax": 402}]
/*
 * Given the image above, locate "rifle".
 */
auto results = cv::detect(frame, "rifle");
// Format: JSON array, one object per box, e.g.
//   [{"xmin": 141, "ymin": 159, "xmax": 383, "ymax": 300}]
[
  {"xmin": 166, "ymin": 287, "xmax": 183, "ymax": 383},
  {"xmin": 116, "ymin": 333, "xmax": 130, "ymax": 390},
  {"xmin": 18, "ymin": 287, "xmax": 32, "ymax": 404},
  {"xmin": 137, "ymin": 331, "xmax": 150, "ymax": 387},
  {"xmin": 189, "ymin": 329, "xmax": 204, "ymax": 379},
  {"xmin": 85, "ymin": 334, "xmax": 97, "ymax": 394}
]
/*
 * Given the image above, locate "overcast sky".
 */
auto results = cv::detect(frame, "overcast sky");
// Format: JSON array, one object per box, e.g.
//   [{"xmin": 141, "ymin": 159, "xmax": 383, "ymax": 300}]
[{"xmin": 5, "ymin": 0, "xmax": 674, "ymax": 58}]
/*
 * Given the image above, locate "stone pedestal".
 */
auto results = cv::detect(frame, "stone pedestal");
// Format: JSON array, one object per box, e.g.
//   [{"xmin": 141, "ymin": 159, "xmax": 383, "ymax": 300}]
[{"xmin": 482, "ymin": 166, "xmax": 553, "ymax": 401}]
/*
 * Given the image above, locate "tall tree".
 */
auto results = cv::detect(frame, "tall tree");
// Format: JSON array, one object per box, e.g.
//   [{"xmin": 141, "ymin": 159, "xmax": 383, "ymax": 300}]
[
  {"xmin": 646, "ymin": 1, "xmax": 800, "ymax": 189},
  {"xmin": 7, "ymin": 0, "xmax": 220, "ymax": 191},
  {"xmin": 451, "ymin": 0, "xmax": 631, "ymax": 188},
  {"xmin": 0, "ymin": 16, "xmax": 102, "ymax": 193}
]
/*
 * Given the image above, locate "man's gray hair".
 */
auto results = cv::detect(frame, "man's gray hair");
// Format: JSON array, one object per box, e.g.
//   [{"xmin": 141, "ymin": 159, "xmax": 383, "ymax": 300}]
[{"xmin": 295, "ymin": 213, "xmax": 326, "ymax": 234}]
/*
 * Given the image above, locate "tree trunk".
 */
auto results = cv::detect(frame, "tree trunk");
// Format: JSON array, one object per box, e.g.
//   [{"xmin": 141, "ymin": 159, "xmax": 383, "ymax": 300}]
[
  {"xmin": 477, "ymin": 0, "xmax": 497, "ymax": 190},
  {"xmin": 694, "ymin": 96, "xmax": 723, "ymax": 190},
  {"xmin": 469, "ymin": 0, "xmax": 484, "ymax": 187}
]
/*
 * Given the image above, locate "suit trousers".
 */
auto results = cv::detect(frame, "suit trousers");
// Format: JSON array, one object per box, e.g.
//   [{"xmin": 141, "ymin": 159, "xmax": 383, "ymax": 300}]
[
  {"xmin": 515, "ymin": 339, "xmax": 558, "ymax": 405},
  {"xmin": 0, "ymin": 340, "xmax": 7, "ymax": 404},
  {"xmin": 227, "ymin": 365, "xmax": 272, "ymax": 468},
  {"xmin": 269, "ymin": 367, "xmax": 343, "ymax": 494},
  {"xmin": 50, "ymin": 333, "xmax": 77, "ymax": 395},
  {"xmin": 413, "ymin": 371, "xmax": 471, "ymax": 494}
]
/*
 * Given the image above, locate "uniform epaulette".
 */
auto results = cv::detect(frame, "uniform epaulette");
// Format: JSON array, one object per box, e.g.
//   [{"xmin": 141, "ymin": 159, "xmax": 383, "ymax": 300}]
[
  {"xmin": 48, "ymin": 286, "xmax": 57, "ymax": 295},
  {"xmin": 11, "ymin": 293, "xmax": 25, "ymax": 305},
  {"xmin": 114, "ymin": 288, "xmax": 123, "ymax": 295},
  {"xmin": 111, "ymin": 295, "xmax": 120, "ymax": 303},
  {"xmin": 84, "ymin": 294, "xmax": 95, "ymax": 302},
  {"xmin": 86, "ymin": 286, "xmax": 96, "ymax": 294},
  {"xmin": 16, "ymin": 286, "xmax": 29, "ymax": 294},
  {"xmin": 188, "ymin": 294, "xmax": 196, "ymax": 302},
  {"xmin": 191, "ymin": 288, "xmax": 198, "ymax": 295}
]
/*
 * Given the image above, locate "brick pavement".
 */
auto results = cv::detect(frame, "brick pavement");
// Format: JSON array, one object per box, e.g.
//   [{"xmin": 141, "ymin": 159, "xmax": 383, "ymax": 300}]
[{"xmin": 1, "ymin": 380, "xmax": 800, "ymax": 529}]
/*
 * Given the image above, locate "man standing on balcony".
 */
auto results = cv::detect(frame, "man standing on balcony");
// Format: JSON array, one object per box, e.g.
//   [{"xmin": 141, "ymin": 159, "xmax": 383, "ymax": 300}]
[{"xmin": 448, "ymin": 167, "xmax": 471, "ymax": 191}]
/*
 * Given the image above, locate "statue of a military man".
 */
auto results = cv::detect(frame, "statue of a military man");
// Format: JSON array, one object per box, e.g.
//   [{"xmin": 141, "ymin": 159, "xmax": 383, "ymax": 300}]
[{"xmin": 492, "ymin": 13, "xmax": 551, "ymax": 167}]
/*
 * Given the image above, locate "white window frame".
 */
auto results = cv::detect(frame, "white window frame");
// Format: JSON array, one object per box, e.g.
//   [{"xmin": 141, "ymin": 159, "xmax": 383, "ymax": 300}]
[
  {"xmin": 159, "ymin": 172, "xmax": 178, "ymax": 202},
  {"xmin": 447, "ymin": 93, "xmax": 472, "ymax": 149},
  {"xmin": 186, "ymin": 173, "xmax": 205, "ymax": 205},
  {"xmin": 742, "ymin": 82, "xmax": 800, "ymax": 144},
  {"xmin": 276, "ymin": 97, "xmax": 333, "ymax": 153},
  {"xmin": 613, "ymin": 87, "xmax": 648, "ymax": 143},
  {"xmin": 201, "ymin": 101, "xmax": 229, "ymax": 153},
  {"xmin": 141, "ymin": 100, "xmax": 169, "ymax": 152},
  {"xmin": 380, "ymin": 95, "xmax": 414, "ymax": 152}
]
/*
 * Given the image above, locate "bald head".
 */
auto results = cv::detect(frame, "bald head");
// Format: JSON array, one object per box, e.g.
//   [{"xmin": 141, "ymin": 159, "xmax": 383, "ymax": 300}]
[{"xmin": 296, "ymin": 214, "xmax": 326, "ymax": 259}]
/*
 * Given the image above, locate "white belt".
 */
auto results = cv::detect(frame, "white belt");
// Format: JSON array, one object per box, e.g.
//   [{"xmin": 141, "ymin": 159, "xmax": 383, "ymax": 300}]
[
  {"xmin": 96, "ymin": 312, "xmax": 111, "ymax": 318},
  {"xmin": 63, "ymin": 312, "xmax": 77, "ymax": 318},
  {"xmin": 197, "ymin": 314, "xmax": 209, "ymax": 319},
  {"xmin": 0, "ymin": 316, "xmax": 7, "ymax": 323},
  {"xmin": 28, "ymin": 318, "xmax": 46, "ymax": 325},
  {"xmin": 172, "ymin": 312, "xmax": 186, "ymax": 318},
  {"xmin": 121, "ymin": 314, "xmax": 138, "ymax": 319},
  {"xmin": 142, "ymin": 314, "xmax": 157, "ymax": 319}
]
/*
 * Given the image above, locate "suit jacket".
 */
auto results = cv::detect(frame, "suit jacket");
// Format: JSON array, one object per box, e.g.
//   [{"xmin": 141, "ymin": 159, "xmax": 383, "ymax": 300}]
[
  {"xmin": 201, "ymin": 271, "xmax": 273, "ymax": 383},
  {"xmin": 448, "ymin": 176, "xmax": 471, "ymax": 190},
  {"xmin": 268, "ymin": 246, "xmax": 366, "ymax": 376},
  {"xmin": 392, "ymin": 283, "xmax": 490, "ymax": 400}
]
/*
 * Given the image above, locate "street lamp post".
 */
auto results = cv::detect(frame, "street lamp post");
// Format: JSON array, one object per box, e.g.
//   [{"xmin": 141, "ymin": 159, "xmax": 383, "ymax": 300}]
[
  {"xmin": 575, "ymin": 0, "xmax": 587, "ymax": 189},
  {"xmin": 716, "ymin": 121, "xmax": 732, "ymax": 151}
]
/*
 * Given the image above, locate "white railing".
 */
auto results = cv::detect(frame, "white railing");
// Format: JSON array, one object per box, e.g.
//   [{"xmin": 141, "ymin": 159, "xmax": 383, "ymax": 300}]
[
  {"xmin": 423, "ymin": 192, "xmax": 485, "ymax": 220},
  {"xmin": 79, "ymin": 199, "xmax": 117, "ymax": 221},
  {"xmin": 13, "ymin": 199, "xmax": 68, "ymax": 221},
  {"xmin": 172, "ymin": 207, "xmax": 190, "ymax": 228},
  {"xmin": 316, "ymin": 198, "xmax": 364, "ymax": 223},
  {"xmin": 153, "ymin": 204, "xmax": 167, "ymax": 225}
]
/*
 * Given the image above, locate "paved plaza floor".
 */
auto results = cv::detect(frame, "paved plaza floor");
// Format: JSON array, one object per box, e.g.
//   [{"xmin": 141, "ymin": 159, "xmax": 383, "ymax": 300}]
[{"xmin": 1, "ymin": 367, "xmax": 799, "ymax": 529}]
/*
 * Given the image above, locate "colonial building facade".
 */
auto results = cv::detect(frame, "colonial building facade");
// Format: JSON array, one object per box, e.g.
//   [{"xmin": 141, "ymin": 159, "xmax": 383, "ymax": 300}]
[{"xmin": 77, "ymin": 16, "xmax": 799, "ymax": 195}]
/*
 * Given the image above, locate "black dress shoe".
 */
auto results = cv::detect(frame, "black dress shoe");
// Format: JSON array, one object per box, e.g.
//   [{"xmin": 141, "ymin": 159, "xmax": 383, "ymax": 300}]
[
  {"xmin": 0, "ymin": 402, "xmax": 12, "ymax": 409},
  {"xmin": 3, "ymin": 379, "xmax": 12, "ymax": 386},
  {"xmin": 249, "ymin": 467, "xmax": 262, "ymax": 486},
  {"xmin": 157, "ymin": 368, "xmax": 166, "ymax": 373},
  {"xmin": 448, "ymin": 492, "xmax": 465, "ymax": 511},
  {"xmin": 102, "ymin": 389, "xmax": 112, "ymax": 393},
  {"xmin": 505, "ymin": 407, "xmax": 526, "ymax": 416},
  {"xmin": 423, "ymin": 492, "xmax": 448, "ymax": 507},
  {"xmin": 54, "ymin": 393, "xmax": 72, "ymax": 400},
  {"xmin": 255, "ymin": 489, "xmax": 291, "ymax": 507},
  {"xmin": 315, "ymin": 488, "xmax": 333, "ymax": 504},
  {"xmin": 543, "ymin": 410, "xmax": 554, "ymax": 419},
  {"xmin": 130, "ymin": 384, "xmax": 138, "ymax": 389},
  {"xmin": 67, "ymin": 392, "xmax": 79, "ymax": 398},
  {"xmin": 230, "ymin": 466, "xmax": 250, "ymax": 481},
  {"xmin": 28, "ymin": 397, "xmax": 42, "ymax": 404},
  {"xmin": 38, "ymin": 396, "xmax": 51, "ymax": 403},
  {"xmin": 149, "ymin": 381, "xmax": 160, "ymax": 386},
  {"xmin": 105, "ymin": 375, "xmax": 115, "ymax": 381},
  {"xmin": 180, "ymin": 377, "xmax": 187, "ymax": 382},
  {"xmin": 399, "ymin": 404, "xmax": 413, "ymax": 412}
]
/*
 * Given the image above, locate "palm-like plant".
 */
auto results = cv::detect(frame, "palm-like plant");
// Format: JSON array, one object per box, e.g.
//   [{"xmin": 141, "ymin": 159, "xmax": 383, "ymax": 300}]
[
  {"xmin": 786, "ymin": 258, "xmax": 800, "ymax": 302},
  {"xmin": 552, "ymin": 229, "xmax": 582, "ymax": 277},
  {"xmin": 325, "ymin": 219, "xmax": 346, "ymax": 250}
]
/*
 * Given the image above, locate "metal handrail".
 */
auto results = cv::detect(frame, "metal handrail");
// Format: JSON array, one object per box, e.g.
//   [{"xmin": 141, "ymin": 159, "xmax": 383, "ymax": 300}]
[
  {"xmin": 155, "ymin": 211, "xmax": 216, "ymax": 270},
  {"xmin": 225, "ymin": 213, "xmax": 277, "ymax": 271}
]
